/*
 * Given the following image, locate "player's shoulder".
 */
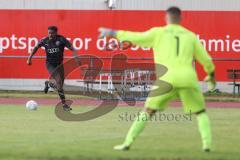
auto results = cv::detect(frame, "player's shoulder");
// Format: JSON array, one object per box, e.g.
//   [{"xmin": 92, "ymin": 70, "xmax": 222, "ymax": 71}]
[
  {"xmin": 181, "ymin": 27, "xmax": 196, "ymax": 36},
  {"xmin": 147, "ymin": 27, "xmax": 164, "ymax": 35},
  {"xmin": 57, "ymin": 35, "xmax": 67, "ymax": 40},
  {"xmin": 180, "ymin": 26, "xmax": 198, "ymax": 40},
  {"xmin": 57, "ymin": 35, "xmax": 68, "ymax": 42},
  {"xmin": 150, "ymin": 26, "xmax": 163, "ymax": 31},
  {"xmin": 40, "ymin": 36, "xmax": 49, "ymax": 42},
  {"xmin": 38, "ymin": 37, "xmax": 49, "ymax": 45}
]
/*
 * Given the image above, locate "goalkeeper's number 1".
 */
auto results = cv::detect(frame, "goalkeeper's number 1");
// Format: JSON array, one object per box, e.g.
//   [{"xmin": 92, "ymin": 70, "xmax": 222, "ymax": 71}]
[{"xmin": 175, "ymin": 36, "xmax": 180, "ymax": 56}]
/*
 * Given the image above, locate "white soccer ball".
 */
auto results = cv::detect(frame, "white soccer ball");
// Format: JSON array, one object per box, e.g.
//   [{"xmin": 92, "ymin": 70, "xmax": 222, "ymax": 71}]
[{"xmin": 26, "ymin": 100, "xmax": 38, "ymax": 110}]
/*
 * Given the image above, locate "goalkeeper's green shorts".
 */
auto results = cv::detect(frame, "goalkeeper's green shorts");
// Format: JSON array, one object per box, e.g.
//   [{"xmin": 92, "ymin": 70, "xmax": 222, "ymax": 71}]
[{"xmin": 145, "ymin": 85, "xmax": 205, "ymax": 114}]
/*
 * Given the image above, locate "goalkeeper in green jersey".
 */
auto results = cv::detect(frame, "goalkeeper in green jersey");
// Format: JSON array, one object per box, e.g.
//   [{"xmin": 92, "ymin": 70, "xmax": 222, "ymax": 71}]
[{"xmin": 98, "ymin": 6, "xmax": 216, "ymax": 152}]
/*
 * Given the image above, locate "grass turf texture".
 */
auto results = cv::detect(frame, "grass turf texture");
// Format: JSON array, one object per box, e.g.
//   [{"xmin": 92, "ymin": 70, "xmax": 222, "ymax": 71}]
[
  {"xmin": 1, "ymin": 90, "xmax": 240, "ymax": 102},
  {"xmin": 0, "ymin": 105, "xmax": 239, "ymax": 160}
]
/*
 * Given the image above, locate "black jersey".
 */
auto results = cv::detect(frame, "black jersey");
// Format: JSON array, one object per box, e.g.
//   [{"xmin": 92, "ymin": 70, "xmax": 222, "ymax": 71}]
[{"xmin": 37, "ymin": 35, "xmax": 72, "ymax": 64}]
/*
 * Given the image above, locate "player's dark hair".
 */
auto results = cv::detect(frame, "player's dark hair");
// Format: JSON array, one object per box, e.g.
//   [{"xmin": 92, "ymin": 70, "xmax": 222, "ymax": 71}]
[
  {"xmin": 48, "ymin": 26, "xmax": 58, "ymax": 32},
  {"xmin": 166, "ymin": 6, "xmax": 181, "ymax": 16}
]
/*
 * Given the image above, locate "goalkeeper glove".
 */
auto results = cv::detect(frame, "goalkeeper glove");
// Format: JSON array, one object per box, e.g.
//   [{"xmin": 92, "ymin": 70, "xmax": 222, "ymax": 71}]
[
  {"xmin": 98, "ymin": 27, "xmax": 117, "ymax": 38},
  {"xmin": 204, "ymin": 72, "xmax": 216, "ymax": 91}
]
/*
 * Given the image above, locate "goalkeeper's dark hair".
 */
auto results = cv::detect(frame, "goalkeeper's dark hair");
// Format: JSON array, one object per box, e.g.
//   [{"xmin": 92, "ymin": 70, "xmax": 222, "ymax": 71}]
[
  {"xmin": 166, "ymin": 6, "xmax": 181, "ymax": 17},
  {"xmin": 48, "ymin": 26, "xmax": 58, "ymax": 32}
]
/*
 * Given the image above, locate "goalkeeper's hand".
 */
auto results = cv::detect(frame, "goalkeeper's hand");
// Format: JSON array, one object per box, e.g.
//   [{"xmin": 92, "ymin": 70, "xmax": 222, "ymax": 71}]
[
  {"xmin": 204, "ymin": 72, "xmax": 216, "ymax": 91},
  {"xmin": 98, "ymin": 27, "xmax": 117, "ymax": 39}
]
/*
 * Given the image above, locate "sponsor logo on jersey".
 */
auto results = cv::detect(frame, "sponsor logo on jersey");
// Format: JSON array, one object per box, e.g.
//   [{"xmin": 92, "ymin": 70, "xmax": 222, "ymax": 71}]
[{"xmin": 47, "ymin": 48, "xmax": 60, "ymax": 54}]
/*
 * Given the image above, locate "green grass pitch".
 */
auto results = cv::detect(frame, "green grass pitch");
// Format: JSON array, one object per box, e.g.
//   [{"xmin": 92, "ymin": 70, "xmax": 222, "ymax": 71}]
[{"xmin": 0, "ymin": 105, "xmax": 239, "ymax": 160}]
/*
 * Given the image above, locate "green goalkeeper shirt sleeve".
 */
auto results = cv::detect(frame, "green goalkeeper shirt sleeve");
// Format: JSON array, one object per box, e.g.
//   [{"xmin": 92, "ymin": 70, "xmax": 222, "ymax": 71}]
[
  {"xmin": 194, "ymin": 37, "xmax": 215, "ymax": 74},
  {"xmin": 116, "ymin": 27, "xmax": 159, "ymax": 48}
]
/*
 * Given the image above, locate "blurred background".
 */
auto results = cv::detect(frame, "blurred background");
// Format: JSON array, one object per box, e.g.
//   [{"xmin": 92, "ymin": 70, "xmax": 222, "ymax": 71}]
[
  {"xmin": 0, "ymin": 1, "xmax": 240, "ymax": 160},
  {"xmin": 0, "ymin": 0, "xmax": 239, "ymax": 96}
]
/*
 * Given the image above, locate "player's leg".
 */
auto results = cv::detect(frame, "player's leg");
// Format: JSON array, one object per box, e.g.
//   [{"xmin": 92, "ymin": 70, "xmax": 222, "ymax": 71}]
[
  {"xmin": 53, "ymin": 65, "xmax": 72, "ymax": 111},
  {"xmin": 196, "ymin": 109, "xmax": 211, "ymax": 152},
  {"xmin": 178, "ymin": 87, "xmax": 212, "ymax": 152},
  {"xmin": 114, "ymin": 87, "xmax": 177, "ymax": 151},
  {"xmin": 56, "ymin": 65, "xmax": 65, "ymax": 103},
  {"xmin": 45, "ymin": 62, "xmax": 59, "ymax": 91},
  {"xmin": 114, "ymin": 108, "xmax": 157, "ymax": 151},
  {"xmin": 44, "ymin": 62, "xmax": 55, "ymax": 93},
  {"xmin": 45, "ymin": 62, "xmax": 71, "ymax": 111}
]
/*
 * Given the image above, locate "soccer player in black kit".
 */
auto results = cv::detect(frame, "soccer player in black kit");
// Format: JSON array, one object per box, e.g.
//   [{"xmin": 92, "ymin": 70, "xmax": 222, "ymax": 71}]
[{"xmin": 27, "ymin": 26, "xmax": 76, "ymax": 111}]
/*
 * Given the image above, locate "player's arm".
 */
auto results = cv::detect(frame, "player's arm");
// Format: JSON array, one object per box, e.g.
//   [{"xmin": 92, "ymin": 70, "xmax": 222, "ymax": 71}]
[
  {"xmin": 62, "ymin": 37, "xmax": 80, "ymax": 64},
  {"xmin": 98, "ymin": 27, "xmax": 158, "ymax": 48},
  {"xmin": 194, "ymin": 37, "xmax": 216, "ymax": 90},
  {"xmin": 69, "ymin": 46, "xmax": 80, "ymax": 64},
  {"xmin": 27, "ymin": 39, "xmax": 43, "ymax": 65}
]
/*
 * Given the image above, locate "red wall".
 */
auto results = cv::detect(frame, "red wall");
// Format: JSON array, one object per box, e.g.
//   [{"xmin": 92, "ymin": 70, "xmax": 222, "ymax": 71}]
[{"xmin": 0, "ymin": 10, "xmax": 239, "ymax": 81}]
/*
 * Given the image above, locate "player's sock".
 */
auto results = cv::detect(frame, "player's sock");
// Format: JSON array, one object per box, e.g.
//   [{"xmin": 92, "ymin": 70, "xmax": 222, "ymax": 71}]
[
  {"xmin": 197, "ymin": 112, "xmax": 212, "ymax": 151},
  {"xmin": 49, "ymin": 81, "xmax": 57, "ymax": 89},
  {"xmin": 58, "ymin": 89, "xmax": 66, "ymax": 103},
  {"xmin": 58, "ymin": 90, "xmax": 72, "ymax": 111},
  {"xmin": 44, "ymin": 81, "xmax": 50, "ymax": 94},
  {"xmin": 123, "ymin": 111, "xmax": 150, "ymax": 146}
]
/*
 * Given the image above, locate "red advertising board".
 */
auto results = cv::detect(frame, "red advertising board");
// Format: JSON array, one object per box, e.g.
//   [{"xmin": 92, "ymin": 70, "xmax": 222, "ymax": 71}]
[{"xmin": 0, "ymin": 10, "xmax": 239, "ymax": 80}]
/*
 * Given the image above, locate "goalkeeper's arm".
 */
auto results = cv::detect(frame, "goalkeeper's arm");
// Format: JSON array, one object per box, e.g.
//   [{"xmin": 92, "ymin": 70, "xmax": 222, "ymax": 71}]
[
  {"xmin": 194, "ymin": 37, "xmax": 216, "ymax": 91},
  {"xmin": 98, "ymin": 27, "xmax": 158, "ymax": 48}
]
